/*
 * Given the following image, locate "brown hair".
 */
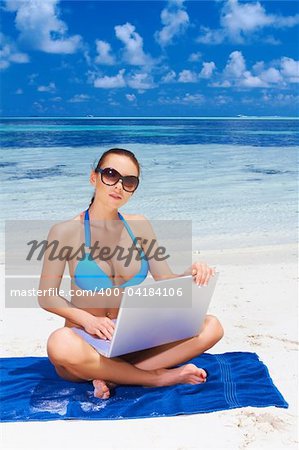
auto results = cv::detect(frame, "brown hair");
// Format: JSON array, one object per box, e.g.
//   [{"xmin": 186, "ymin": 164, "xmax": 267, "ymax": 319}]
[{"xmin": 89, "ymin": 148, "xmax": 141, "ymax": 206}]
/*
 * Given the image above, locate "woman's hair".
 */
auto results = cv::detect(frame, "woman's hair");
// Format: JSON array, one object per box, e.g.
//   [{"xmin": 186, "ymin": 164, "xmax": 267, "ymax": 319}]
[{"xmin": 89, "ymin": 148, "xmax": 140, "ymax": 206}]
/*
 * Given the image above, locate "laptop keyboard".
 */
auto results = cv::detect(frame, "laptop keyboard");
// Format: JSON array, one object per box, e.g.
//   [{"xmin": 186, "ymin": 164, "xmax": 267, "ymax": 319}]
[{"xmin": 72, "ymin": 328, "xmax": 112, "ymax": 354}]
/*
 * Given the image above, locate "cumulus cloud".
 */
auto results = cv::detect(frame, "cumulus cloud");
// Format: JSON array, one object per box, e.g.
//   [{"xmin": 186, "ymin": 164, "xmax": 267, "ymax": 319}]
[
  {"xmin": 115, "ymin": 23, "xmax": 153, "ymax": 66},
  {"xmin": 196, "ymin": 27, "xmax": 225, "ymax": 45},
  {"xmin": 4, "ymin": 0, "xmax": 82, "ymax": 54},
  {"xmin": 161, "ymin": 70, "xmax": 177, "ymax": 83},
  {"xmin": 199, "ymin": 62, "xmax": 216, "ymax": 79},
  {"xmin": 188, "ymin": 52, "xmax": 202, "ymax": 62},
  {"xmin": 159, "ymin": 92, "xmax": 205, "ymax": 105},
  {"xmin": 50, "ymin": 96, "xmax": 62, "ymax": 102},
  {"xmin": 68, "ymin": 94, "xmax": 90, "ymax": 103},
  {"xmin": 127, "ymin": 73, "xmax": 156, "ymax": 90},
  {"xmin": 261, "ymin": 92, "xmax": 299, "ymax": 105},
  {"xmin": 126, "ymin": 93, "xmax": 136, "ymax": 102},
  {"xmin": 94, "ymin": 69, "xmax": 126, "ymax": 89},
  {"xmin": 221, "ymin": 51, "xmax": 268, "ymax": 87},
  {"xmin": 178, "ymin": 70, "xmax": 197, "ymax": 83},
  {"xmin": 37, "ymin": 82, "xmax": 56, "ymax": 93},
  {"xmin": 155, "ymin": 0, "xmax": 189, "ymax": 47},
  {"xmin": 223, "ymin": 51, "xmax": 246, "ymax": 79},
  {"xmin": 197, "ymin": 0, "xmax": 299, "ymax": 44},
  {"xmin": 95, "ymin": 40, "xmax": 116, "ymax": 65},
  {"xmin": 0, "ymin": 32, "xmax": 29, "ymax": 70},
  {"xmin": 93, "ymin": 69, "xmax": 155, "ymax": 91},
  {"xmin": 280, "ymin": 57, "xmax": 299, "ymax": 83},
  {"xmin": 213, "ymin": 51, "xmax": 299, "ymax": 88}
]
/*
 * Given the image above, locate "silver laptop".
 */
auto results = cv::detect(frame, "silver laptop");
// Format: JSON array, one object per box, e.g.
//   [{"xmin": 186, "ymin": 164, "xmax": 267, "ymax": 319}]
[{"xmin": 72, "ymin": 273, "xmax": 219, "ymax": 358}]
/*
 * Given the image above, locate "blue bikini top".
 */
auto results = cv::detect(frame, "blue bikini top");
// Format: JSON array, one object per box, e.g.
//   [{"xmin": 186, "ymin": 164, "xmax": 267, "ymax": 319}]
[{"xmin": 73, "ymin": 209, "xmax": 149, "ymax": 291}]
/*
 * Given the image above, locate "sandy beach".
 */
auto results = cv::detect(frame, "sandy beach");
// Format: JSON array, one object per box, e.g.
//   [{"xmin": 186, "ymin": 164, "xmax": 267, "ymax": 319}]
[{"xmin": 1, "ymin": 242, "xmax": 298, "ymax": 449}]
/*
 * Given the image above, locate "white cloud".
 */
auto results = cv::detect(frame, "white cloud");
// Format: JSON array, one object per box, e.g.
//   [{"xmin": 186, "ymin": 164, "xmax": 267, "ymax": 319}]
[
  {"xmin": 263, "ymin": 35, "xmax": 281, "ymax": 46},
  {"xmin": 159, "ymin": 92, "xmax": 204, "ymax": 105},
  {"xmin": 215, "ymin": 95, "xmax": 232, "ymax": 105},
  {"xmin": 280, "ymin": 57, "xmax": 299, "ymax": 83},
  {"xmin": 224, "ymin": 51, "xmax": 246, "ymax": 79},
  {"xmin": 210, "ymin": 80, "xmax": 231, "ymax": 88},
  {"xmin": 239, "ymin": 73, "xmax": 267, "ymax": 88},
  {"xmin": 94, "ymin": 69, "xmax": 126, "ymax": 89},
  {"xmin": 252, "ymin": 61, "xmax": 265, "ymax": 75},
  {"xmin": 214, "ymin": 51, "xmax": 298, "ymax": 89},
  {"xmin": 127, "ymin": 73, "xmax": 155, "ymax": 91},
  {"xmin": 220, "ymin": 0, "xmax": 272, "ymax": 42},
  {"xmin": 188, "ymin": 52, "xmax": 202, "ymax": 62},
  {"xmin": 161, "ymin": 70, "xmax": 177, "ymax": 83},
  {"xmin": 126, "ymin": 93, "xmax": 136, "ymax": 102},
  {"xmin": 182, "ymin": 93, "xmax": 205, "ymax": 104},
  {"xmin": 50, "ymin": 96, "xmax": 62, "ymax": 102},
  {"xmin": 68, "ymin": 94, "xmax": 90, "ymax": 103},
  {"xmin": 0, "ymin": 32, "xmax": 29, "ymax": 70},
  {"xmin": 196, "ymin": 27, "xmax": 225, "ymax": 45},
  {"xmin": 199, "ymin": 62, "xmax": 216, "ymax": 79},
  {"xmin": 115, "ymin": 22, "xmax": 152, "ymax": 66},
  {"xmin": 95, "ymin": 40, "xmax": 116, "ymax": 65},
  {"xmin": 155, "ymin": 0, "xmax": 189, "ymax": 47},
  {"xmin": 37, "ymin": 82, "xmax": 56, "ymax": 93},
  {"xmin": 259, "ymin": 67, "xmax": 282, "ymax": 84},
  {"xmin": 4, "ymin": 0, "xmax": 82, "ymax": 54},
  {"xmin": 261, "ymin": 92, "xmax": 299, "ymax": 105},
  {"xmin": 197, "ymin": 0, "xmax": 299, "ymax": 45},
  {"xmin": 178, "ymin": 69, "xmax": 197, "ymax": 83},
  {"xmin": 15, "ymin": 88, "xmax": 23, "ymax": 94}
]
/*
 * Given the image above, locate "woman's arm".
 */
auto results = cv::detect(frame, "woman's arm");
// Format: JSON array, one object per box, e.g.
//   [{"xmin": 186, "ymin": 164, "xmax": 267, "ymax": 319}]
[
  {"xmin": 135, "ymin": 215, "xmax": 215, "ymax": 286},
  {"xmin": 38, "ymin": 222, "xmax": 91, "ymax": 327}
]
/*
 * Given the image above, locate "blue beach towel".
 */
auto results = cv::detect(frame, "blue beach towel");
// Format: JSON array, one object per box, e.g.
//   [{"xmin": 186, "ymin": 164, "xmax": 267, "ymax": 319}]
[{"xmin": 0, "ymin": 352, "xmax": 288, "ymax": 422}]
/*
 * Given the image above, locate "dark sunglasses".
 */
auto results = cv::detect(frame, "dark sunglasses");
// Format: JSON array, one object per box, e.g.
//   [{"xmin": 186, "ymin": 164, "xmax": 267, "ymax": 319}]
[{"xmin": 96, "ymin": 167, "xmax": 139, "ymax": 192}]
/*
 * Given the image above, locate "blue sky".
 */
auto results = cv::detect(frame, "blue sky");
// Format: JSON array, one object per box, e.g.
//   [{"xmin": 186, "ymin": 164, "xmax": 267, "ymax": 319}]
[{"xmin": 1, "ymin": 0, "xmax": 299, "ymax": 116}]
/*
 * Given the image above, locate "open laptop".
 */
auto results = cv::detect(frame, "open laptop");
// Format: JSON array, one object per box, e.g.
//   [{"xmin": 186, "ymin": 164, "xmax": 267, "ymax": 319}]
[{"xmin": 72, "ymin": 273, "xmax": 219, "ymax": 358}]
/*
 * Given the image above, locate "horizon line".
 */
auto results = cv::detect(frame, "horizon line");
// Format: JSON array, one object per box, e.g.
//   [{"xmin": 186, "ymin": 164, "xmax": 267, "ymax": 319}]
[{"xmin": 1, "ymin": 115, "xmax": 299, "ymax": 119}]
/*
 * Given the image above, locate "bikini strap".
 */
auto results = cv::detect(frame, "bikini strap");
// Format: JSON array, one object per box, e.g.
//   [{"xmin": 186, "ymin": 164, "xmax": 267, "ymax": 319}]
[
  {"xmin": 118, "ymin": 212, "xmax": 146, "ymax": 257},
  {"xmin": 84, "ymin": 209, "xmax": 91, "ymax": 248},
  {"xmin": 84, "ymin": 209, "xmax": 145, "ymax": 256}
]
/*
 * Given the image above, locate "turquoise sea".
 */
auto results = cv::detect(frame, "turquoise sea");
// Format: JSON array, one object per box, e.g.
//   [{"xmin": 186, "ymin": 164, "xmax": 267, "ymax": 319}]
[{"xmin": 1, "ymin": 117, "xmax": 298, "ymax": 249}]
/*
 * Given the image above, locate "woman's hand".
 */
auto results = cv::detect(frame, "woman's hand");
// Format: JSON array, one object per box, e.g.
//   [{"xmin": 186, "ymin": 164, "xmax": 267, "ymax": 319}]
[
  {"xmin": 191, "ymin": 262, "xmax": 216, "ymax": 286},
  {"xmin": 82, "ymin": 315, "xmax": 116, "ymax": 340}
]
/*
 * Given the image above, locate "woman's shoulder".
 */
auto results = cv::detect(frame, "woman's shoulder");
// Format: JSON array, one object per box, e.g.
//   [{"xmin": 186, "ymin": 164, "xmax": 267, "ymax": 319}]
[
  {"xmin": 122, "ymin": 213, "xmax": 155, "ymax": 239},
  {"xmin": 122, "ymin": 213, "xmax": 146, "ymax": 221},
  {"xmin": 47, "ymin": 213, "xmax": 83, "ymax": 239}
]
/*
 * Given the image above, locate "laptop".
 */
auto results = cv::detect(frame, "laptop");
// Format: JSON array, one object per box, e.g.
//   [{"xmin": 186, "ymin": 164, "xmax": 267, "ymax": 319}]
[{"xmin": 72, "ymin": 273, "xmax": 219, "ymax": 358}]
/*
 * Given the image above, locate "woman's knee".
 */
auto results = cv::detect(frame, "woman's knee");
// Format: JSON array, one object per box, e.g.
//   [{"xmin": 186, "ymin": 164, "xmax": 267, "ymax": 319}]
[
  {"xmin": 205, "ymin": 314, "xmax": 224, "ymax": 341},
  {"xmin": 47, "ymin": 327, "xmax": 85, "ymax": 365}
]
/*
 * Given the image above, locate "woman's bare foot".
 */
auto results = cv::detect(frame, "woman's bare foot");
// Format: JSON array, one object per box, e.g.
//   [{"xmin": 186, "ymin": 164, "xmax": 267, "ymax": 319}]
[
  {"xmin": 93, "ymin": 364, "xmax": 207, "ymax": 398},
  {"xmin": 153, "ymin": 364, "xmax": 207, "ymax": 387},
  {"xmin": 93, "ymin": 379, "xmax": 117, "ymax": 399}
]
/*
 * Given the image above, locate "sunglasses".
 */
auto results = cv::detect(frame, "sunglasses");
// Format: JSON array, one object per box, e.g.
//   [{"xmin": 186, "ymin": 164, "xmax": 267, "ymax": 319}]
[{"xmin": 96, "ymin": 167, "xmax": 139, "ymax": 193}]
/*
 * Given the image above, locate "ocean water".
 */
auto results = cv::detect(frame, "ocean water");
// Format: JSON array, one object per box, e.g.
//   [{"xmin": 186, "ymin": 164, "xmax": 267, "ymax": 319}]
[{"xmin": 1, "ymin": 117, "xmax": 298, "ymax": 250}]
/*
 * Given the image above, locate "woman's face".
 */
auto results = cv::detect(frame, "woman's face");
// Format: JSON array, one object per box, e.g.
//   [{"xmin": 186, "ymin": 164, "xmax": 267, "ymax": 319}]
[{"xmin": 91, "ymin": 154, "xmax": 139, "ymax": 207}]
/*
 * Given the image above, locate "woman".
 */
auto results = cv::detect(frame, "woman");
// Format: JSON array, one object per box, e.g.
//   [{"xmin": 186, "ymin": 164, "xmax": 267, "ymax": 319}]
[{"xmin": 39, "ymin": 148, "xmax": 224, "ymax": 399}]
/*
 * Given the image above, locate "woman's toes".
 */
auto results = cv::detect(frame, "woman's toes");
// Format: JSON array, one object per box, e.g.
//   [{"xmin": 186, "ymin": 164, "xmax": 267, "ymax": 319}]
[
  {"xmin": 93, "ymin": 379, "xmax": 110, "ymax": 399},
  {"xmin": 199, "ymin": 368, "xmax": 207, "ymax": 381}
]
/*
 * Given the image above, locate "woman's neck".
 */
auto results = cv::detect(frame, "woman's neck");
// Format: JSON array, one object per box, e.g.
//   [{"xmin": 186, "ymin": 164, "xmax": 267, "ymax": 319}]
[{"xmin": 88, "ymin": 202, "xmax": 119, "ymax": 220}]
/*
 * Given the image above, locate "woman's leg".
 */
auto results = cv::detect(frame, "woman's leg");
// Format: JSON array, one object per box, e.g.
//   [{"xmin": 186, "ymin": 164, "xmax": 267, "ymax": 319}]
[
  {"xmin": 125, "ymin": 314, "xmax": 224, "ymax": 370},
  {"xmin": 94, "ymin": 315, "xmax": 223, "ymax": 398},
  {"xmin": 47, "ymin": 327, "xmax": 207, "ymax": 388}
]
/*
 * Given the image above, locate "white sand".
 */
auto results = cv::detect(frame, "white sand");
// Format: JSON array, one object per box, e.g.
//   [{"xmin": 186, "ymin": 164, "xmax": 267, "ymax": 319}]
[{"xmin": 1, "ymin": 243, "xmax": 298, "ymax": 449}]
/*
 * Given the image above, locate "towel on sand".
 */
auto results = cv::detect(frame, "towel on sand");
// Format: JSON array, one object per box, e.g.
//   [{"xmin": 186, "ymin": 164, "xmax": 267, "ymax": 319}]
[{"xmin": 0, "ymin": 352, "xmax": 288, "ymax": 422}]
